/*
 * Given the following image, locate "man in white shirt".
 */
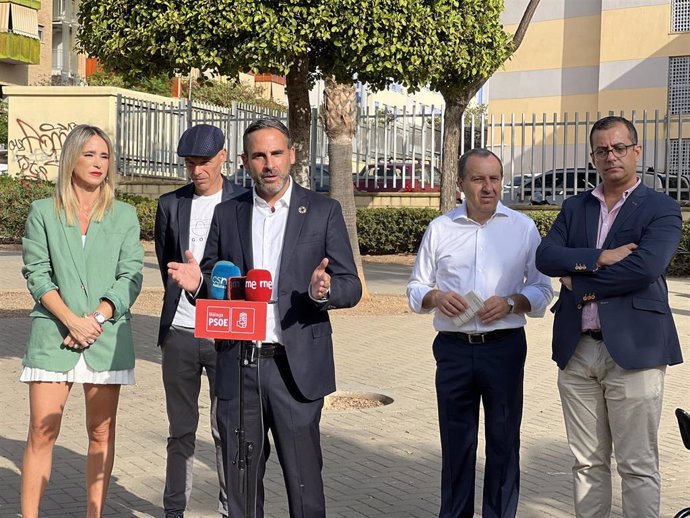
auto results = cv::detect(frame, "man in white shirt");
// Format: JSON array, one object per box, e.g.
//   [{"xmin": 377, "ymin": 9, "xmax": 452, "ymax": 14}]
[
  {"xmin": 407, "ymin": 148, "xmax": 553, "ymax": 518},
  {"xmin": 154, "ymin": 124, "xmax": 246, "ymax": 518}
]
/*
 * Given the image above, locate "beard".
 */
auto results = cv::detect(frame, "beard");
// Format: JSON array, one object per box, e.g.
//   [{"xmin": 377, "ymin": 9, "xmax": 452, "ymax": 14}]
[{"xmin": 256, "ymin": 173, "xmax": 289, "ymax": 196}]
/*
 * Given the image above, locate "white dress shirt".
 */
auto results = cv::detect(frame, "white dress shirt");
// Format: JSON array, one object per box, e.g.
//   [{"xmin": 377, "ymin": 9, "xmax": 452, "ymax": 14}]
[
  {"xmin": 252, "ymin": 178, "xmax": 293, "ymax": 344},
  {"xmin": 407, "ymin": 202, "xmax": 553, "ymax": 333}
]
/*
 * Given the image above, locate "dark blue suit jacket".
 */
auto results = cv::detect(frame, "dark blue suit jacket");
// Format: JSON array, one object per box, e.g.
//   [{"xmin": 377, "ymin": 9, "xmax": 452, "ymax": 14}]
[
  {"xmin": 535, "ymin": 184, "xmax": 683, "ymax": 370},
  {"xmin": 198, "ymin": 182, "xmax": 362, "ymax": 401},
  {"xmin": 154, "ymin": 177, "xmax": 247, "ymax": 346}
]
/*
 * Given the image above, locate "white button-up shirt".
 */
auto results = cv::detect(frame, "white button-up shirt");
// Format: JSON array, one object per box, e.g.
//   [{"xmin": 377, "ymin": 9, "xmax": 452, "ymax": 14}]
[
  {"xmin": 407, "ymin": 202, "xmax": 553, "ymax": 332},
  {"xmin": 252, "ymin": 178, "xmax": 293, "ymax": 344}
]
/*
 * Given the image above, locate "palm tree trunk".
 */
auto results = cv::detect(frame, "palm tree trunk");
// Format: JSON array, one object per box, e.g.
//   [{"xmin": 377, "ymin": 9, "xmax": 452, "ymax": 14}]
[
  {"xmin": 322, "ymin": 77, "xmax": 368, "ymax": 299},
  {"xmin": 286, "ymin": 54, "xmax": 311, "ymax": 187}
]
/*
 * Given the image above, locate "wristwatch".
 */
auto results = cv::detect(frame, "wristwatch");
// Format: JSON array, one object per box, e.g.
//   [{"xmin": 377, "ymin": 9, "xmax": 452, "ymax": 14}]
[
  {"xmin": 91, "ymin": 311, "xmax": 107, "ymax": 325},
  {"xmin": 505, "ymin": 297, "xmax": 516, "ymax": 314}
]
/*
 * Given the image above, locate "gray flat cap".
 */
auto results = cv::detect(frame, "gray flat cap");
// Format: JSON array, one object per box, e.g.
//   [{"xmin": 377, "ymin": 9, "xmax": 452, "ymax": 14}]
[{"xmin": 177, "ymin": 124, "xmax": 225, "ymax": 157}]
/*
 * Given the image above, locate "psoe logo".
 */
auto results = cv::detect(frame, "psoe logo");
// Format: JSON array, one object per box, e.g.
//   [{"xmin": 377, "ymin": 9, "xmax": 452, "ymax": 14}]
[
  {"xmin": 236, "ymin": 311, "xmax": 248, "ymax": 329},
  {"xmin": 205, "ymin": 308, "xmax": 231, "ymax": 332},
  {"xmin": 230, "ymin": 307, "xmax": 256, "ymax": 334}
]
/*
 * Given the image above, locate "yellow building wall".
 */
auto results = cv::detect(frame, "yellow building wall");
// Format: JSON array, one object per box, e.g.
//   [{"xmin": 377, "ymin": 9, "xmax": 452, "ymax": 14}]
[
  {"xmin": 597, "ymin": 87, "xmax": 668, "ymax": 116},
  {"xmin": 5, "ymin": 86, "xmax": 172, "ymax": 180},
  {"xmin": 493, "ymin": 3, "xmax": 683, "ymax": 120},
  {"xmin": 599, "ymin": 5, "xmax": 672, "ymax": 62},
  {"xmin": 503, "ymin": 15, "xmax": 602, "ymax": 72},
  {"xmin": 488, "ymin": 94, "xmax": 599, "ymax": 119}
]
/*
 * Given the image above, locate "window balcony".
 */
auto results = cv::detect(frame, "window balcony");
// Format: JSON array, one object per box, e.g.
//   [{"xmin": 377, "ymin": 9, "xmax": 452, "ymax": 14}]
[{"xmin": 0, "ymin": 31, "xmax": 39, "ymax": 64}]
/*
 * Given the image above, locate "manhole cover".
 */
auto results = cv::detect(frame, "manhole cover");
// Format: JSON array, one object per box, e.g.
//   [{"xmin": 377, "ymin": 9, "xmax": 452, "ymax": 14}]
[{"xmin": 324, "ymin": 391, "xmax": 393, "ymax": 410}]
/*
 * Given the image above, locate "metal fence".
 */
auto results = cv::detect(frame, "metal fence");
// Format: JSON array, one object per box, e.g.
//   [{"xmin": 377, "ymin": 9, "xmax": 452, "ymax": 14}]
[
  {"xmin": 116, "ymin": 96, "xmax": 690, "ymax": 203},
  {"xmin": 494, "ymin": 110, "xmax": 690, "ymax": 204}
]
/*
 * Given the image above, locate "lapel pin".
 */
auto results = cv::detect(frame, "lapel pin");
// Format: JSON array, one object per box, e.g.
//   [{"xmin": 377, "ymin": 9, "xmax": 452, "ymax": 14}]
[{"xmin": 298, "ymin": 206, "xmax": 307, "ymax": 214}]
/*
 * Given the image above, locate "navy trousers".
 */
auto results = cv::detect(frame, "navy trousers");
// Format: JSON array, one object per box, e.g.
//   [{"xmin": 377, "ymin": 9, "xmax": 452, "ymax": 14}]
[
  {"xmin": 217, "ymin": 344, "xmax": 325, "ymax": 518},
  {"xmin": 433, "ymin": 328, "xmax": 527, "ymax": 518}
]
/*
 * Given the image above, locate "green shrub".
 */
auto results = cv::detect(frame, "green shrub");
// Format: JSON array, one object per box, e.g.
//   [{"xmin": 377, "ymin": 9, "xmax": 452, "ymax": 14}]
[
  {"xmin": 523, "ymin": 210, "xmax": 559, "ymax": 237},
  {"xmin": 356, "ymin": 207, "xmax": 439, "ymax": 254},
  {"xmin": 669, "ymin": 220, "xmax": 690, "ymax": 276},
  {"xmin": 0, "ymin": 176, "xmax": 55, "ymax": 243},
  {"xmin": 0, "ymin": 176, "xmax": 158, "ymax": 242}
]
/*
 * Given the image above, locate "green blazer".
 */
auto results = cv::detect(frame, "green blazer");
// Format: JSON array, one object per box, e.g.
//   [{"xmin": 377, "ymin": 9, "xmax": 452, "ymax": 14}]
[{"xmin": 22, "ymin": 198, "xmax": 144, "ymax": 372}]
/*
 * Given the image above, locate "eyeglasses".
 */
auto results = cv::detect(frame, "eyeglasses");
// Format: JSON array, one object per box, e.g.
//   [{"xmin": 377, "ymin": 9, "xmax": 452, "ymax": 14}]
[{"xmin": 591, "ymin": 143, "xmax": 636, "ymax": 161}]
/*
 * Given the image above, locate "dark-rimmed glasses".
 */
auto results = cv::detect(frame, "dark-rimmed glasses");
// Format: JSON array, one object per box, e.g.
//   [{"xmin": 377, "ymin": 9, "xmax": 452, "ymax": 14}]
[{"xmin": 591, "ymin": 143, "xmax": 636, "ymax": 161}]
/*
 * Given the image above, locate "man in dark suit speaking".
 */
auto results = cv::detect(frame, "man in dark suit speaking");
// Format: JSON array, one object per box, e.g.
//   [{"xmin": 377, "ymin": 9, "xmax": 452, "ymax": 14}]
[
  {"xmin": 167, "ymin": 118, "xmax": 362, "ymax": 518},
  {"xmin": 155, "ymin": 124, "xmax": 246, "ymax": 518},
  {"xmin": 536, "ymin": 116, "xmax": 683, "ymax": 518}
]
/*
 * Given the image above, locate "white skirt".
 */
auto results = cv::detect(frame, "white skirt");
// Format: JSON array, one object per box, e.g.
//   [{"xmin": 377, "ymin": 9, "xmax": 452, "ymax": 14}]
[{"xmin": 20, "ymin": 354, "xmax": 135, "ymax": 385}]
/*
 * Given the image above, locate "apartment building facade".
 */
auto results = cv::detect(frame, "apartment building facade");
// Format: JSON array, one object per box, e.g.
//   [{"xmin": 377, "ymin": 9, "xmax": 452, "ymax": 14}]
[{"xmin": 490, "ymin": 0, "xmax": 690, "ymax": 117}]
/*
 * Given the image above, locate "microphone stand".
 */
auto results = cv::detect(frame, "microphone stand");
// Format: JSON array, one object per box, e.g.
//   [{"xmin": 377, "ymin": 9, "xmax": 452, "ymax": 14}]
[{"xmin": 236, "ymin": 339, "xmax": 261, "ymax": 518}]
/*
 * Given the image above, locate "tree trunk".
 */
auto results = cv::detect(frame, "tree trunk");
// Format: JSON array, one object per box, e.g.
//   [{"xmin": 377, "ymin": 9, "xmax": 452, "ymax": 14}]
[
  {"xmin": 286, "ymin": 54, "xmax": 311, "ymax": 187},
  {"xmin": 440, "ymin": 95, "xmax": 469, "ymax": 214},
  {"xmin": 322, "ymin": 77, "xmax": 369, "ymax": 299}
]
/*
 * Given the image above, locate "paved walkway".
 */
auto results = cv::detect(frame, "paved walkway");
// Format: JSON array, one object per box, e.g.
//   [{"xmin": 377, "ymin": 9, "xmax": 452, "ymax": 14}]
[{"xmin": 2, "ymin": 253, "xmax": 690, "ymax": 517}]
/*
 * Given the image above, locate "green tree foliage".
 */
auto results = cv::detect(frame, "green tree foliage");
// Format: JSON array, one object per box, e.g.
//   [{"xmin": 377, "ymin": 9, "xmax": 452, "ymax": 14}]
[
  {"xmin": 86, "ymin": 70, "xmax": 172, "ymax": 97},
  {"xmin": 426, "ymin": 0, "xmax": 541, "ymax": 212},
  {"xmin": 77, "ymin": 0, "xmax": 438, "ymax": 294},
  {"xmin": 191, "ymin": 80, "xmax": 286, "ymax": 111}
]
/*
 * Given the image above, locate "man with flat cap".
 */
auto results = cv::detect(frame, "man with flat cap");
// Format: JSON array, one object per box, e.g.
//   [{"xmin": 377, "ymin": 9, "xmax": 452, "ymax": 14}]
[{"xmin": 155, "ymin": 124, "xmax": 246, "ymax": 518}]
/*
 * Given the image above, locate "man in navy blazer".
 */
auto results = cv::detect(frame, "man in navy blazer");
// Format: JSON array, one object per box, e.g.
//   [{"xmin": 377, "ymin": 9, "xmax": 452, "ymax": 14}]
[
  {"xmin": 536, "ymin": 116, "xmax": 682, "ymax": 518},
  {"xmin": 155, "ymin": 124, "xmax": 246, "ymax": 518},
  {"xmin": 167, "ymin": 118, "xmax": 362, "ymax": 518}
]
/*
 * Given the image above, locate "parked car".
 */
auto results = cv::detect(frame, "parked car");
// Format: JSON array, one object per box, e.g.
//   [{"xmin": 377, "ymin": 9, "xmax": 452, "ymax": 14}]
[
  {"xmin": 524, "ymin": 168, "xmax": 598, "ymax": 205},
  {"xmin": 501, "ymin": 174, "xmax": 532, "ymax": 202},
  {"xmin": 640, "ymin": 169, "xmax": 690, "ymax": 202},
  {"xmin": 310, "ymin": 163, "xmax": 330, "ymax": 193},
  {"xmin": 353, "ymin": 162, "xmax": 442, "ymax": 193}
]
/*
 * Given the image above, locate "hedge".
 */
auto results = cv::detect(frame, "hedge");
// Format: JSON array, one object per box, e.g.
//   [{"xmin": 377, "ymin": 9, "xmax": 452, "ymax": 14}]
[
  {"xmin": 1, "ymin": 177, "xmax": 690, "ymax": 275},
  {"xmin": 0, "ymin": 177, "xmax": 158, "ymax": 243}
]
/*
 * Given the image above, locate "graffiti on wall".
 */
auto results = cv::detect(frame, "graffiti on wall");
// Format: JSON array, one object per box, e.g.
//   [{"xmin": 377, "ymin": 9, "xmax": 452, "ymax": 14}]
[{"xmin": 8, "ymin": 120, "xmax": 77, "ymax": 180}]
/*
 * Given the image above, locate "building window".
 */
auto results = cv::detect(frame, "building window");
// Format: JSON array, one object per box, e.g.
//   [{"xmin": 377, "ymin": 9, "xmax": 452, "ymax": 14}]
[
  {"xmin": 38, "ymin": 24, "xmax": 44, "ymax": 42},
  {"xmin": 668, "ymin": 56, "xmax": 690, "ymax": 114},
  {"xmin": 672, "ymin": 0, "xmax": 690, "ymax": 32}
]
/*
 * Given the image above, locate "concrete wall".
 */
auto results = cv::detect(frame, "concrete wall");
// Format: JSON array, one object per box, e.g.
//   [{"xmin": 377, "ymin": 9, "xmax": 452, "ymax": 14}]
[{"xmin": 4, "ymin": 86, "xmax": 173, "ymax": 180}]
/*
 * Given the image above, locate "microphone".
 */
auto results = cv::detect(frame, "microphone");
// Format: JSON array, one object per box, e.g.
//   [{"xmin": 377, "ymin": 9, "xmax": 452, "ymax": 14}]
[
  {"xmin": 210, "ymin": 261, "xmax": 241, "ymax": 300},
  {"xmin": 245, "ymin": 269, "xmax": 273, "ymax": 302},
  {"xmin": 227, "ymin": 276, "xmax": 246, "ymax": 300}
]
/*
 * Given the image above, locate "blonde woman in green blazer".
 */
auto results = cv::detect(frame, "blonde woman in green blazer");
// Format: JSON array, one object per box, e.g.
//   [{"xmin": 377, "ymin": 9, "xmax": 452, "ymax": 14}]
[{"xmin": 20, "ymin": 125, "xmax": 144, "ymax": 518}]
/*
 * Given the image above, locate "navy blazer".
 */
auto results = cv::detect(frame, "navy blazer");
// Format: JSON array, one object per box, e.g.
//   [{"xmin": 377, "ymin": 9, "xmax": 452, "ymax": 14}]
[
  {"xmin": 154, "ymin": 177, "xmax": 247, "ymax": 346},
  {"xmin": 198, "ymin": 182, "xmax": 362, "ymax": 401},
  {"xmin": 535, "ymin": 184, "xmax": 683, "ymax": 370}
]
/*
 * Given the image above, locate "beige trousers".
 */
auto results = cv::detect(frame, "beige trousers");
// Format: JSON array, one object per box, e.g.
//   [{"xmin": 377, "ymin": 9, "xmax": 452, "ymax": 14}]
[{"xmin": 557, "ymin": 335, "xmax": 666, "ymax": 518}]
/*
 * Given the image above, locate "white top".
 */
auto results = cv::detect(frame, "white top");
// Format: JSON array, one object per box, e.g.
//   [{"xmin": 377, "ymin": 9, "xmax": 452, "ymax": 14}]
[
  {"xmin": 252, "ymin": 178, "xmax": 293, "ymax": 344},
  {"xmin": 20, "ymin": 233, "xmax": 135, "ymax": 384},
  {"xmin": 407, "ymin": 202, "xmax": 553, "ymax": 333},
  {"xmin": 173, "ymin": 189, "xmax": 224, "ymax": 327}
]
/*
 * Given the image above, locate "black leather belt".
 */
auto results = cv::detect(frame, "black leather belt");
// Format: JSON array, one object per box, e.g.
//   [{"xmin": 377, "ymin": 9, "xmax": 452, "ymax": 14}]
[
  {"xmin": 440, "ymin": 328, "xmax": 519, "ymax": 344},
  {"xmin": 582, "ymin": 329, "xmax": 603, "ymax": 341},
  {"xmin": 255, "ymin": 342, "xmax": 285, "ymax": 358}
]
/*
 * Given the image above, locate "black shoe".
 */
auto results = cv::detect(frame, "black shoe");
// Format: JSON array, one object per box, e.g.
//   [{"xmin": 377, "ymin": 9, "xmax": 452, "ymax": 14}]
[{"xmin": 164, "ymin": 512, "xmax": 183, "ymax": 518}]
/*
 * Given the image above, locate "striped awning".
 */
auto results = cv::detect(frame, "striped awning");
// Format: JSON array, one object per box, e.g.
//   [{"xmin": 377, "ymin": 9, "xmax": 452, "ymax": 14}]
[
  {"xmin": 0, "ymin": 3, "xmax": 10, "ymax": 32},
  {"xmin": 9, "ymin": 3, "xmax": 38, "ymax": 39}
]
